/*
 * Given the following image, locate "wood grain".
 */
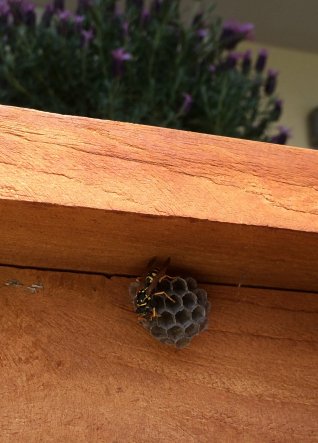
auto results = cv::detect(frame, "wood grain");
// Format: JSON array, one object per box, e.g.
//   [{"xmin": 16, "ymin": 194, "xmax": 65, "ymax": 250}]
[
  {"xmin": 1, "ymin": 265, "xmax": 317, "ymax": 442},
  {"xmin": 1, "ymin": 199, "xmax": 318, "ymax": 292},
  {"xmin": 1, "ymin": 105, "xmax": 318, "ymax": 291}
]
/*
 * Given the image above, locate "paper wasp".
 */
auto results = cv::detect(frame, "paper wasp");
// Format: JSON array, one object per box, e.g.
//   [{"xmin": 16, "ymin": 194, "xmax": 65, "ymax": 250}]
[{"xmin": 134, "ymin": 257, "xmax": 175, "ymax": 320}]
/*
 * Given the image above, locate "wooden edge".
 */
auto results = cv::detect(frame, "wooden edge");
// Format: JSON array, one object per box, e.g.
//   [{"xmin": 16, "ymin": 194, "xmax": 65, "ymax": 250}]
[
  {"xmin": 1, "ymin": 265, "xmax": 317, "ymax": 441},
  {"xmin": 0, "ymin": 105, "xmax": 318, "ymax": 291},
  {"xmin": 1, "ymin": 199, "xmax": 318, "ymax": 292}
]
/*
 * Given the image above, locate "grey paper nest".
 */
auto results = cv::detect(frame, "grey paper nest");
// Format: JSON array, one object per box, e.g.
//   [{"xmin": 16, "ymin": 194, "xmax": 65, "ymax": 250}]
[{"xmin": 130, "ymin": 276, "xmax": 210, "ymax": 348}]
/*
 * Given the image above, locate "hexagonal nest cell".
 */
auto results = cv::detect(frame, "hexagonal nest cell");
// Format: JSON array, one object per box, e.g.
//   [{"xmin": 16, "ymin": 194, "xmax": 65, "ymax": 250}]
[{"xmin": 130, "ymin": 275, "xmax": 210, "ymax": 349}]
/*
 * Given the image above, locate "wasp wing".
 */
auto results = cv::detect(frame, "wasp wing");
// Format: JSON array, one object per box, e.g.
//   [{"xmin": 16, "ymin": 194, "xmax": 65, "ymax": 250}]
[
  {"xmin": 146, "ymin": 257, "xmax": 171, "ymax": 294},
  {"xmin": 136, "ymin": 256, "xmax": 158, "ymax": 283}
]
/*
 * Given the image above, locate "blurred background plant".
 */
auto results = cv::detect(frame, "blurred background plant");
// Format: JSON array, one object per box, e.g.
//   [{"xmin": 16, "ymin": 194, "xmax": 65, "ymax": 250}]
[{"xmin": 0, "ymin": 0, "xmax": 289, "ymax": 144}]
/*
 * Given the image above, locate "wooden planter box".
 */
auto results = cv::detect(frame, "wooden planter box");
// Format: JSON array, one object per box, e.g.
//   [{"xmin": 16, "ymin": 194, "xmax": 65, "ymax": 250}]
[{"xmin": 1, "ymin": 105, "xmax": 317, "ymax": 442}]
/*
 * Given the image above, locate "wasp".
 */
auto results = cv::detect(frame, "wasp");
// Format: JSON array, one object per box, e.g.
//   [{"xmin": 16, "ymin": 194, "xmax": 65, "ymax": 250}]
[{"xmin": 134, "ymin": 257, "xmax": 175, "ymax": 320}]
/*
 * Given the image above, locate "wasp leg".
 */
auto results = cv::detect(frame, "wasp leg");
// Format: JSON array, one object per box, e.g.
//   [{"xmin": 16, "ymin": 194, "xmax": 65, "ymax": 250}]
[
  {"xmin": 151, "ymin": 307, "xmax": 161, "ymax": 318},
  {"xmin": 159, "ymin": 274, "xmax": 176, "ymax": 283},
  {"xmin": 153, "ymin": 291, "xmax": 175, "ymax": 303}
]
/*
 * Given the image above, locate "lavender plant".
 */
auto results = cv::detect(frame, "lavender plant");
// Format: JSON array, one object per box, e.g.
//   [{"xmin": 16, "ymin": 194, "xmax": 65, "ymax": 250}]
[{"xmin": 0, "ymin": 0, "xmax": 288, "ymax": 143}]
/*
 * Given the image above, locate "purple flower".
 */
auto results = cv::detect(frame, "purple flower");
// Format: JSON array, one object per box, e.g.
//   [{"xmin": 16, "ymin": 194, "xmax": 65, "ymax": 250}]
[
  {"xmin": 41, "ymin": 3, "xmax": 54, "ymax": 27},
  {"xmin": 196, "ymin": 28, "xmax": 209, "ymax": 39},
  {"xmin": 74, "ymin": 14, "xmax": 84, "ymax": 24},
  {"xmin": 265, "ymin": 69, "xmax": 278, "ymax": 95},
  {"xmin": 113, "ymin": 3, "xmax": 122, "ymax": 18},
  {"xmin": 74, "ymin": 14, "xmax": 84, "ymax": 30},
  {"xmin": 209, "ymin": 64, "xmax": 216, "ymax": 75},
  {"xmin": 220, "ymin": 20, "xmax": 254, "ymax": 49},
  {"xmin": 255, "ymin": 48, "xmax": 268, "ymax": 73},
  {"xmin": 112, "ymin": 47, "xmax": 132, "ymax": 61},
  {"xmin": 225, "ymin": 52, "xmax": 241, "ymax": 69},
  {"xmin": 23, "ymin": 1, "xmax": 35, "ymax": 27},
  {"xmin": 242, "ymin": 49, "xmax": 252, "ymax": 74},
  {"xmin": 237, "ymin": 22, "xmax": 254, "ymax": 36},
  {"xmin": 140, "ymin": 8, "xmax": 150, "ymax": 26},
  {"xmin": 180, "ymin": 93, "xmax": 193, "ymax": 115},
  {"xmin": 270, "ymin": 126, "xmax": 291, "ymax": 145},
  {"xmin": 0, "ymin": 0, "xmax": 10, "ymax": 25},
  {"xmin": 7, "ymin": 0, "xmax": 35, "ymax": 26},
  {"xmin": 273, "ymin": 99, "xmax": 283, "ymax": 120},
  {"xmin": 0, "ymin": 0, "xmax": 9, "ymax": 15},
  {"xmin": 122, "ymin": 20, "xmax": 129, "ymax": 37},
  {"xmin": 58, "ymin": 9, "xmax": 71, "ymax": 21},
  {"xmin": 57, "ymin": 9, "xmax": 72, "ymax": 35},
  {"xmin": 111, "ymin": 47, "xmax": 132, "ymax": 77},
  {"xmin": 81, "ymin": 28, "xmax": 94, "ymax": 47}
]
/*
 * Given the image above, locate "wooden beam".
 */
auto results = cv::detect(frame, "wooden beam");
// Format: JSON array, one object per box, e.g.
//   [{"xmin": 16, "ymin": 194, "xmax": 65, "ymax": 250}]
[
  {"xmin": 1, "ymin": 266, "xmax": 317, "ymax": 441},
  {"xmin": 0, "ymin": 105, "xmax": 318, "ymax": 290}
]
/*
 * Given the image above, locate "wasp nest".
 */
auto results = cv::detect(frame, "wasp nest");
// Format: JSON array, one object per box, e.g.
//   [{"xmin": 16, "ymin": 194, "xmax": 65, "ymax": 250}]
[{"xmin": 130, "ymin": 276, "xmax": 210, "ymax": 349}]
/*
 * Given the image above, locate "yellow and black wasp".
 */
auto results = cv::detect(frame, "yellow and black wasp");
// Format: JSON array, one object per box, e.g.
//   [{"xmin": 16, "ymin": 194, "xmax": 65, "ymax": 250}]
[{"xmin": 134, "ymin": 257, "xmax": 175, "ymax": 320}]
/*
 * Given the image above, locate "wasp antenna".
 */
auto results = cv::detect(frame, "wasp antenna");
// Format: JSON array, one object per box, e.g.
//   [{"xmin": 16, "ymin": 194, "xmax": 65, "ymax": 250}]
[
  {"xmin": 147, "ymin": 256, "xmax": 158, "ymax": 269},
  {"xmin": 162, "ymin": 257, "xmax": 171, "ymax": 269}
]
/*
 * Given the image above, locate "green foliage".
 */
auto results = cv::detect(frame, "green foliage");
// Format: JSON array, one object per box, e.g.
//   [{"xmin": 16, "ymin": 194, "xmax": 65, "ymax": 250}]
[{"xmin": 0, "ymin": 0, "xmax": 287, "ymax": 143}]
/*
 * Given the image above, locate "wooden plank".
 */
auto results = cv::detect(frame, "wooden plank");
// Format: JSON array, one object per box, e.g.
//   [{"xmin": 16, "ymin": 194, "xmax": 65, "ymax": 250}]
[
  {"xmin": 0, "ymin": 266, "xmax": 317, "ymax": 442},
  {"xmin": 0, "ymin": 105, "xmax": 318, "ymax": 291},
  {"xmin": 1, "ymin": 199, "xmax": 318, "ymax": 292}
]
